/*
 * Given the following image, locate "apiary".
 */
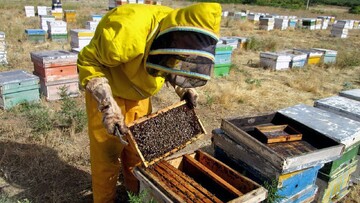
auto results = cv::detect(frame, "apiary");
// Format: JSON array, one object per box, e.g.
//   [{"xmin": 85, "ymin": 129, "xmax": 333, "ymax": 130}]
[
  {"xmin": 30, "ymin": 50, "xmax": 79, "ymax": 100},
  {"xmin": 339, "ymin": 89, "xmax": 360, "ymax": 102},
  {"xmin": 24, "ymin": 6, "xmax": 35, "ymax": 17},
  {"xmin": 278, "ymin": 49, "xmax": 307, "ymax": 68},
  {"xmin": 259, "ymin": 17, "xmax": 275, "ymax": 31},
  {"xmin": 25, "ymin": 29, "xmax": 46, "ymax": 43},
  {"xmin": 310, "ymin": 48, "xmax": 337, "ymax": 64},
  {"xmin": 130, "ymin": 101, "xmax": 267, "ymax": 203},
  {"xmin": 274, "ymin": 18, "xmax": 288, "ymax": 30},
  {"xmin": 64, "ymin": 10, "xmax": 76, "ymax": 23},
  {"xmin": 214, "ymin": 45, "xmax": 232, "ymax": 77},
  {"xmin": 0, "ymin": 70, "xmax": 40, "ymax": 110},
  {"xmin": 293, "ymin": 49, "xmax": 323, "ymax": 65},
  {"xmin": 70, "ymin": 29, "xmax": 94, "ymax": 50},
  {"xmin": 259, "ymin": 52, "xmax": 292, "ymax": 70}
]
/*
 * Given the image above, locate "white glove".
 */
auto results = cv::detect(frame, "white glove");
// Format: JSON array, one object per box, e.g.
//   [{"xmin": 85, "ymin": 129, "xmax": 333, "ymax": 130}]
[
  {"xmin": 174, "ymin": 85, "xmax": 199, "ymax": 108},
  {"xmin": 86, "ymin": 77, "xmax": 129, "ymax": 145}
]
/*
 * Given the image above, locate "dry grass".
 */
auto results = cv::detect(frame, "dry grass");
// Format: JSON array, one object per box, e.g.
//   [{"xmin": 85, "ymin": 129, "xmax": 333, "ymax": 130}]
[{"xmin": 0, "ymin": 1, "xmax": 360, "ymax": 203}]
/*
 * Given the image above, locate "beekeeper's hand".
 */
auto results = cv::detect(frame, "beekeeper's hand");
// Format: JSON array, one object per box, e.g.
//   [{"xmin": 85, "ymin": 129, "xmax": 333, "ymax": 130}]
[
  {"xmin": 174, "ymin": 85, "xmax": 199, "ymax": 109},
  {"xmin": 86, "ymin": 77, "xmax": 129, "ymax": 145}
]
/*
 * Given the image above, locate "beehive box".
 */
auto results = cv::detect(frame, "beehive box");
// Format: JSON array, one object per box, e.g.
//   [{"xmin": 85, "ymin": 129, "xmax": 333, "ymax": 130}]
[
  {"xmin": 64, "ymin": 10, "xmax": 76, "ymax": 22},
  {"xmin": 315, "ymin": 160, "xmax": 357, "ymax": 203},
  {"xmin": 219, "ymin": 110, "xmax": 344, "ymax": 175},
  {"xmin": 294, "ymin": 49, "xmax": 323, "ymax": 65},
  {"xmin": 260, "ymin": 52, "xmax": 291, "ymax": 70},
  {"xmin": 40, "ymin": 15, "xmax": 56, "ymax": 32},
  {"xmin": 70, "ymin": 29, "xmax": 94, "ymax": 49},
  {"xmin": 278, "ymin": 49, "xmax": 307, "ymax": 68},
  {"xmin": 40, "ymin": 77, "xmax": 79, "ymax": 101},
  {"xmin": 25, "ymin": 29, "xmax": 46, "ymax": 43},
  {"xmin": 310, "ymin": 48, "xmax": 337, "ymax": 64},
  {"xmin": 302, "ymin": 18, "xmax": 316, "ymax": 30},
  {"xmin": 34, "ymin": 64, "xmax": 78, "ymax": 82},
  {"xmin": 280, "ymin": 185, "xmax": 318, "ymax": 203},
  {"xmin": 213, "ymin": 129, "xmax": 322, "ymax": 200},
  {"xmin": 24, "ymin": 6, "xmax": 35, "ymax": 17},
  {"xmin": 288, "ymin": 19, "xmax": 297, "ymax": 29},
  {"xmin": 37, "ymin": 6, "xmax": 48, "ymax": 16},
  {"xmin": 30, "ymin": 50, "xmax": 78, "ymax": 69},
  {"xmin": 314, "ymin": 96, "xmax": 360, "ymax": 122},
  {"xmin": 130, "ymin": 101, "xmax": 267, "ymax": 202},
  {"xmin": 339, "ymin": 89, "xmax": 360, "ymax": 102},
  {"xmin": 0, "ymin": 70, "xmax": 40, "ymax": 109},
  {"xmin": 214, "ymin": 64, "xmax": 231, "ymax": 77},
  {"xmin": 259, "ymin": 18, "xmax": 275, "ymax": 31},
  {"xmin": 274, "ymin": 18, "xmax": 289, "ymax": 30},
  {"xmin": 215, "ymin": 45, "xmax": 233, "ymax": 65}
]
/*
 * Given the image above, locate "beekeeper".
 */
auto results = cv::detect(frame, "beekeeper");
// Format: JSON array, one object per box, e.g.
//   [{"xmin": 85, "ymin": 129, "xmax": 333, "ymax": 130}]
[{"xmin": 77, "ymin": 2, "xmax": 221, "ymax": 202}]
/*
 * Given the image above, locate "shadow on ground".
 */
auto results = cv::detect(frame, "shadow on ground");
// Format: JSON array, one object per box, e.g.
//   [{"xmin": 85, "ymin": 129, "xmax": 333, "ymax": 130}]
[{"xmin": 0, "ymin": 141, "xmax": 93, "ymax": 202}]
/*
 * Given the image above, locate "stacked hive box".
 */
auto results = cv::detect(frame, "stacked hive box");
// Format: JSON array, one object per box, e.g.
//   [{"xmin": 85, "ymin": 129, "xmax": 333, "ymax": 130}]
[
  {"xmin": 214, "ymin": 45, "xmax": 233, "ymax": 77},
  {"xmin": 259, "ymin": 18, "xmax": 275, "ymax": 31},
  {"xmin": 0, "ymin": 32, "xmax": 7, "ymax": 65},
  {"xmin": 310, "ymin": 48, "xmax": 337, "ymax": 64},
  {"xmin": 40, "ymin": 15, "xmax": 56, "ymax": 32},
  {"xmin": 274, "ymin": 18, "xmax": 288, "ymax": 30},
  {"xmin": 47, "ymin": 20, "xmax": 67, "ymax": 42},
  {"xmin": 86, "ymin": 21, "xmax": 99, "ymax": 31},
  {"xmin": 259, "ymin": 52, "xmax": 292, "ymax": 70},
  {"xmin": 220, "ymin": 37, "xmax": 239, "ymax": 50},
  {"xmin": 288, "ymin": 18, "xmax": 298, "ymax": 29},
  {"xmin": 317, "ymin": 16, "xmax": 330, "ymax": 29},
  {"xmin": 0, "ymin": 70, "xmax": 40, "ymax": 110},
  {"xmin": 70, "ymin": 29, "xmax": 94, "ymax": 50},
  {"xmin": 277, "ymin": 105, "xmax": 360, "ymax": 203},
  {"xmin": 331, "ymin": 21, "xmax": 348, "ymax": 38},
  {"xmin": 129, "ymin": 101, "xmax": 268, "ymax": 203},
  {"xmin": 25, "ymin": 6, "xmax": 35, "ymax": 17},
  {"xmin": 64, "ymin": 10, "xmax": 76, "ymax": 23},
  {"xmin": 278, "ymin": 50, "xmax": 307, "ymax": 68},
  {"xmin": 248, "ymin": 13, "xmax": 261, "ymax": 24},
  {"xmin": 51, "ymin": 1, "xmax": 63, "ymax": 20},
  {"xmin": 37, "ymin": 6, "xmax": 48, "ymax": 16},
  {"xmin": 30, "ymin": 50, "xmax": 79, "ymax": 101},
  {"xmin": 302, "ymin": 18, "xmax": 316, "ymax": 30},
  {"xmin": 213, "ymin": 104, "xmax": 345, "ymax": 203},
  {"xmin": 315, "ymin": 19, "xmax": 323, "ymax": 30},
  {"xmin": 234, "ymin": 12, "xmax": 247, "ymax": 21},
  {"xmin": 25, "ymin": 29, "xmax": 46, "ymax": 43},
  {"xmin": 294, "ymin": 49, "xmax": 323, "ymax": 65},
  {"xmin": 91, "ymin": 14, "xmax": 103, "ymax": 22}
]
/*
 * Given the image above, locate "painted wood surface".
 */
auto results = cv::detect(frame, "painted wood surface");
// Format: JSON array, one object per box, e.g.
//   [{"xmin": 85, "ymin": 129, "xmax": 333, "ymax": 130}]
[
  {"xmin": 213, "ymin": 129, "xmax": 321, "ymax": 199},
  {"xmin": 315, "ymin": 95, "xmax": 360, "ymax": 122},
  {"xmin": 0, "ymin": 70, "xmax": 39, "ymax": 95},
  {"xmin": 220, "ymin": 113, "xmax": 343, "ymax": 173},
  {"xmin": 0, "ymin": 88, "xmax": 40, "ymax": 109},
  {"xmin": 351, "ymin": 155, "xmax": 360, "ymax": 184},
  {"xmin": 339, "ymin": 89, "xmax": 360, "ymax": 102},
  {"xmin": 33, "ymin": 64, "xmax": 78, "ymax": 82},
  {"xmin": 279, "ymin": 104, "xmax": 360, "ymax": 149},
  {"xmin": 40, "ymin": 78, "xmax": 79, "ymax": 101},
  {"xmin": 315, "ymin": 160, "xmax": 357, "ymax": 203},
  {"xmin": 320, "ymin": 143, "xmax": 359, "ymax": 176},
  {"xmin": 30, "ymin": 50, "xmax": 77, "ymax": 68},
  {"xmin": 135, "ymin": 150, "xmax": 267, "ymax": 203},
  {"xmin": 279, "ymin": 185, "xmax": 317, "ymax": 203}
]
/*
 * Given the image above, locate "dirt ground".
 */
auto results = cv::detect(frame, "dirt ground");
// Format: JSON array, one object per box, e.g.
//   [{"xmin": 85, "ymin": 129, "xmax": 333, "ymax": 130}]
[{"xmin": 0, "ymin": 0, "xmax": 360, "ymax": 202}]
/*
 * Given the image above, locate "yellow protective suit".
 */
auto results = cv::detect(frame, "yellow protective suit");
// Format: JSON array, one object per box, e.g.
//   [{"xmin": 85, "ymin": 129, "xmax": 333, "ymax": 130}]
[{"xmin": 78, "ymin": 3, "xmax": 221, "ymax": 203}]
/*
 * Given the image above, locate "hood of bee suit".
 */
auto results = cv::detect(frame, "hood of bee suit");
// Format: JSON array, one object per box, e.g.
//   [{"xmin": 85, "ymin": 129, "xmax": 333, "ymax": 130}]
[{"xmin": 146, "ymin": 3, "xmax": 222, "ymax": 82}]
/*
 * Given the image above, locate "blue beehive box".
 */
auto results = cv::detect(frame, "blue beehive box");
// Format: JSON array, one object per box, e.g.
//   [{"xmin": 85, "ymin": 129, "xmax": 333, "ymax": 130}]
[
  {"xmin": 215, "ymin": 45, "xmax": 233, "ymax": 64},
  {"xmin": 0, "ymin": 70, "xmax": 40, "ymax": 109},
  {"xmin": 25, "ymin": 29, "xmax": 46, "ymax": 42}
]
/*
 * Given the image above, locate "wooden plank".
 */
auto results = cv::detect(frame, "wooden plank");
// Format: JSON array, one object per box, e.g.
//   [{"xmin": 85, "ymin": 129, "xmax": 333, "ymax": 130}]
[
  {"xmin": 152, "ymin": 163, "xmax": 204, "ymax": 203},
  {"xmin": 196, "ymin": 150, "xmax": 258, "ymax": 193},
  {"xmin": 183, "ymin": 154, "xmax": 244, "ymax": 197},
  {"xmin": 339, "ymin": 89, "xmax": 360, "ymax": 102},
  {"xmin": 158, "ymin": 161, "xmax": 222, "ymax": 203},
  {"xmin": 254, "ymin": 125, "xmax": 302, "ymax": 143},
  {"xmin": 267, "ymin": 141, "xmax": 316, "ymax": 157}
]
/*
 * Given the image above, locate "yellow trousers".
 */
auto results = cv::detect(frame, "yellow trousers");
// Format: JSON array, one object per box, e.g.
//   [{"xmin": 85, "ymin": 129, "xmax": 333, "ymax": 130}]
[{"xmin": 85, "ymin": 91, "xmax": 151, "ymax": 203}]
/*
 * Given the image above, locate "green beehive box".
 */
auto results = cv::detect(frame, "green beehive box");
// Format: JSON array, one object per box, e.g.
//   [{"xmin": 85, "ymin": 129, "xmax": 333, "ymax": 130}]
[
  {"xmin": 50, "ymin": 34, "xmax": 68, "ymax": 42},
  {"xmin": 0, "ymin": 70, "xmax": 40, "ymax": 109},
  {"xmin": 320, "ymin": 142, "xmax": 359, "ymax": 176},
  {"xmin": 214, "ymin": 63, "xmax": 231, "ymax": 77}
]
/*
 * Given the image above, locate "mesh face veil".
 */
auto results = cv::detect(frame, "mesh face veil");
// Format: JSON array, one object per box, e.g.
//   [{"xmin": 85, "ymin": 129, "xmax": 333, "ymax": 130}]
[{"xmin": 146, "ymin": 30, "xmax": 218, "ymax": 88}]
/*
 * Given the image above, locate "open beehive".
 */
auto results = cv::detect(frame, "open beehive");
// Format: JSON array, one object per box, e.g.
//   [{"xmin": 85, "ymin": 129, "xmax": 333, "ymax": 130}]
[{"xmin": 128, "ymin": 101, "xmax": 267, "ymax": 202}]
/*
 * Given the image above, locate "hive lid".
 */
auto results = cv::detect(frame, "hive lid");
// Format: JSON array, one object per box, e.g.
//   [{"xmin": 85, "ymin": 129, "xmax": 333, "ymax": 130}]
[
  {"xmin": 0, "ymin": 70, "xmax": 39, "ymax": 86},
  {"xmin": 30, "ymin": 50, "xmax": 78, "ymax": 63},
  {"xmin": 126, "ymin": 101, "xmax": 206, "ymax": 167}
]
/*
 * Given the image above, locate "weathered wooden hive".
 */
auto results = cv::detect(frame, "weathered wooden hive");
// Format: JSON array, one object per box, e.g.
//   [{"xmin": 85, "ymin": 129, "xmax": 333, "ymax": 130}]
[
  {"xmin": 213, "ymin": 104, "xmax": 346, "ymax": 203},
  {"xmin": 0, "ymin": 70, "xmax": 40, "ymax": 109},
  {"xmin": 278, "ymin": 104, "xmax": 360, "ymax": 203},
  {"xmin": 30, "ymin": 50, "xmax": 79, "ymax": 101},
  {"xmin": 25, "ymin": 29, "xmax": 46, "ymax": 43},
  {"xmin": 128, "ymin": 101, "xmax": 267, "ymax": 203}
]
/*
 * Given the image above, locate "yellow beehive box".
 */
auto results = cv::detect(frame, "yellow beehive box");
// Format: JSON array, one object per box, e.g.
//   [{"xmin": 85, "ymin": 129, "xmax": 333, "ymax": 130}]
[{"xmin": 64, "ymin": 10, "xmax": 76, "ymax": 23}]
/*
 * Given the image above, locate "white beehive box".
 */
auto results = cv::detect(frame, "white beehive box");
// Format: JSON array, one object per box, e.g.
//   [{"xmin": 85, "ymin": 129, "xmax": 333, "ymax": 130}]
[
  {"xmin": 47, "ymin": 20, "xmax": 67, "ymax": 35},
  {"xmin": 260, "ymin": 52, "xmax": 291, "ymax": 70},
  {"xmin": 37, "ymin": 6, "xmax": 48, "ymax": 16},
  {"xmin": 85, "ymin": 21, "xmax": 100, "ymax": 31},
  {"xmin": 25, "ymin": 6, "xmax": 35, "ymax": 17}
]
